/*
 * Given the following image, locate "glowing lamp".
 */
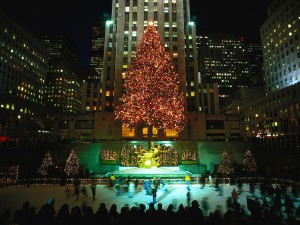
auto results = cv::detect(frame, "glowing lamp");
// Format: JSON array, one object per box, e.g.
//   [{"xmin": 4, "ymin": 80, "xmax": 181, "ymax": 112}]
[
  {"xmin": 145, "ymin": 160, "xmax": 151, "ymax": 166},
  {"xmin": 148, "ymin": 21, "xmax": 154, "ymax": 26}
]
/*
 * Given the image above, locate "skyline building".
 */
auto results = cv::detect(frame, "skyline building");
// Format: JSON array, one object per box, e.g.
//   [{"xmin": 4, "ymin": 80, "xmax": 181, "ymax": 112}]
[
  {"xmin": 57, "ymin": 0, "xmax": 244, "ymax": 141},
  {"xmin": 40, "ymin": 33, "xmax": 82, "ymax": 115},
  {"xmin": 89, "ymin": 21, "xmax": 105, "ymax": 81},
  {"xmin": 260, "ymin": 0, "xmax": 300, "ymax": 94},
  {"xmin": 97, "ymin": 0, "xmax": 199, "ymax": 139},
  {"xmin": 196, "ymin": 33, "xmax": 263, "ymax": 110},
  {"xmin": 0, "ymin": 11, "xmax": 49, "ymax": 140},
  {"xmin": 246, "ymin": 43, "xmax": 264, "ymax": 87},
  {"xmin": 227, "ymin": 0, "xmax": 300, "ymax": 151}
]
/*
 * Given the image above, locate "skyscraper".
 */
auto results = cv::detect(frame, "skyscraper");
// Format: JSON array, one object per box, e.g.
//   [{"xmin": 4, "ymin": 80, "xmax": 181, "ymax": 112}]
[
  {"xmin": 101, "ymin": 0, "xmax": 198, "ymax": 138},
  {"xmin": 89, "ymin": 21, "xmax": 105, "ymax": 80},
  {"xmin": 40, "ymin": 33, "xmax": 82, "ymax": 115},
  {"xmin": 197, "ymin": 34, "xmax": 264, "ymax": 111},
  {"xmin": 196, "ymin": 33, "xmax": 248, "ymax": 110},
  {"xmin": 233, "ymin": 0, "xmax": 300, "ymax": 150},
  {"xmin": 80, "ymin": 21, "xmax": 106, "ymax": 114},
  {"xmin": 260, "ymin": 0, "xmax": 300, "ymax": 94},
  {"xmin": 0, "ymin": 11, "xmax": 48, "ymax": 141},
  {"xmin": 56, "ymin": 0, "xmax": 245, "ymax": 141},
  {"xmin": 246, "ymin": 43, "xmax": 263, "ymax": 87}
]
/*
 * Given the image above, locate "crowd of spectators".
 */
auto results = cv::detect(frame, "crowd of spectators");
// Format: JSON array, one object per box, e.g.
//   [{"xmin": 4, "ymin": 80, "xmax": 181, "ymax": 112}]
[{"xmin": 1, "ymin": 189, "xmax": 300, "ymax": 225}]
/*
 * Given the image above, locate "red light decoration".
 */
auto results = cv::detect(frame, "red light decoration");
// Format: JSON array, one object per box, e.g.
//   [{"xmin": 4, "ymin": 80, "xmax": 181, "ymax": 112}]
[{"xmin": 115, "ymin": 23, "xmax": 187, "ymax": 132}]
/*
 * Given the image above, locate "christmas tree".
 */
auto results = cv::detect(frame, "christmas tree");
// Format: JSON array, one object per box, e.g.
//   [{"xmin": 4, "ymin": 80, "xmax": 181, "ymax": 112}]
[
  {"xmin": 64, "ymin": 149, "xmax": 79, "ymax": 176},
  {"xmin": 243, "ymin": 149, "xmax": 257, "ymax": 174},
  {"xmin": 218, "ymin": 150, "xmax": 234, "ymax": 176},
  {"xmin": 115, "ymin": 21, "xmax": 186, "ymax": 132},
  {"xmin": 38, "ymin": 151, "xmax": 54, "ymax": 176}
]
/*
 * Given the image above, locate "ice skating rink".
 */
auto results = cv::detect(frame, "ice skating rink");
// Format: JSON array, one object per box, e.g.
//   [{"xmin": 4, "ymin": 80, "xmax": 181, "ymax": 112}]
[{"xmin": 1, "ymin": 182, "xmax": 299, "ymax": 222}]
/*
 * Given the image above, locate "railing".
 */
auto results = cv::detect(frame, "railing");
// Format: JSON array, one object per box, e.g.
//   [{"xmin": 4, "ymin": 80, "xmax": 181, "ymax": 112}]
[
  {"xmin": 0, "ymin": 178, "xmax": 111, "ymax": 190},
  {"xmin": 0, "ymin": 176, "xmax": 299, "ymax": 190}
]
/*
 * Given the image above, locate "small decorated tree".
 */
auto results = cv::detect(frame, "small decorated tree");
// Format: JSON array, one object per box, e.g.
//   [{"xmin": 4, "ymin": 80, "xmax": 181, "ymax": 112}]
[
  {"xmin": 64, "ymin": 149, "xmax": 79, "ymax": 176},
  {"xmin": 218, "ymin": 150, "xmax": 234, "ymax": 177},
  {"xmin": 38, "ymin": 151, "xmax": 54, "ymax": 176},
  {"xmin": 243, "ymin": 149, "xmax": 257, "ymax": 175}
]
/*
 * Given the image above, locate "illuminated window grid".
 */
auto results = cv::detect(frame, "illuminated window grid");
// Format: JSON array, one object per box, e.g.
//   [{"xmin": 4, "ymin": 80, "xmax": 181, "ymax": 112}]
[
  {"xmin": 142, "ymin": 127, "xmax": 158, "ymax": 139},
  {"xmin": 165, "ymin": 129, "xmax": 178, "ymax": 138},
  {"xmin": 122, "ymin": 126, "xmax": 135, "ymax": 138}
]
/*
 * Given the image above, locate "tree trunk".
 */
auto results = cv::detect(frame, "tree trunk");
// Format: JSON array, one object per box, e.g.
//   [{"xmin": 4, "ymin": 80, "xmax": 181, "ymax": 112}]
[{"xmin": 147, "ymin": 125, "xmax": 153, "ymax": 150}]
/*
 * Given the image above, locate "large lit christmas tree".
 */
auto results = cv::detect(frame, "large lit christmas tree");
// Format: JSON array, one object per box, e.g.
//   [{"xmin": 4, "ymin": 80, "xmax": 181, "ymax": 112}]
[
  {"xmin": 243, "ymin": 149, "xmax": 257, "ymax": 174},
  {"xmin": 38, "ymin": 151, "xmax": 54, "ymax": 176},
  {"xmin": 218, "ymin": 150, "xmax": 234, "ymax": 176},
  {"xmin": 115, "ymin": 22, "xmax": 186, "ymax": 132},
  {"xmin": 64, "ymin": 149, "xmax": 79, "ymax": 176}
]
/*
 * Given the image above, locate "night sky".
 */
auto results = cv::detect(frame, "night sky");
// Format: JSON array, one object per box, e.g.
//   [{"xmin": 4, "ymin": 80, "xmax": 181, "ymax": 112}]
[{"xmin": 2, "ymin": 0, "xmax": 273, "ymax": 68}]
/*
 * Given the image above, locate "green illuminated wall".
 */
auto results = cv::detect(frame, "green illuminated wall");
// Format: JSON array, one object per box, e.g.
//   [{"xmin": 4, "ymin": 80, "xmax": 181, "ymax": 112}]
[{"xmin": 66, "ymin": 140, "xmax": 256, "ymax": 174}]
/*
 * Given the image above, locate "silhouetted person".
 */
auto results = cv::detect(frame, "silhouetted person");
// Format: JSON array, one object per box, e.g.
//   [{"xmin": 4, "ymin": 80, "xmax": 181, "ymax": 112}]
[
  {"xmin": 56, "ymin": 203, "xmax": 71, "ymax": 225},
  {"xmin": 200, "ymin": 174, "xmax": 206, "ymax": 188},
  {"xmin": 144, "ymin": 179, "xmax": 151, "ymax": 195},
  {"xmin": 249, "ymin": 181, "xmax": 255, "ymax": 196},
  {"xmin": 119, "ymin": 206, "xmax": 129, "ymax": 225},
  {"xmin": 231, "ymin": 188, "xmax": 239, "ymax": 202},
  {"xmin": 152, "ymin": 186, "xmax": 157, "ymax": 204},
  {"xmin": 201, "ymin": 197, "xmax": 210, "ymax": 217},
  {"xmin": 69, "ymin": 206, "xmax": 83, "ymax": 225},
  {"xmin": 284, "ymin": 195, "xmax": 295, "ymax": 215},
  {"xmin": 175, "ymin": 204, "xmax": 188, "ymax": 225},
  {"xmin": 73, "ymin": 177, "xmax": 81, "ymax": 200},
  {"xmin": 82, "ymin": 206, "xmax": 96, "ymax": 225},
  {"xmin": 81, "ymin": 185, "xmax": 88, "ymax": 198},
  {"xmin": 186, "ymin": 189, "xmax": 191, "ymax": 207},
  {"xmin": 166, "ymin": 204, "xmax": 175, "ymax": 225},
  {"xmin": 90, "ymin": 179, "xmax": 96, "ymax": 200},
  {"xmin": 108, "ymin": 204, "xmax": 119, "ymax": 225},
  {"xmin": 0, "ymin": 209, "xmax": 11, "ymax": 225},
  {"xmin": 109, "ymin": 174, "xmax": 116, "ymax": 187},
  {"xmin": 156, "ymin": 203, "xmax": 166, "ymax": 223},
  {"xmin": 95, "ymin": 203, "xmax": 109, "ymax": 225},
  {"xmin": 187, "ymin": 200, "xmax": 204, "ymax": 225},
  {"xmin": 12, "ymin": 201, "xmax": 30, "ymax": 225},
  {"xmin": 36, "ymin": 198, "xmax": 56, "ymax": 225},
  {"xmin": 146, "ymin": 203, "xmax": 157, "ymax": 225},
  {"xmin": 138, "ymin": 204, "xmax": 147, "ymax": 225}
]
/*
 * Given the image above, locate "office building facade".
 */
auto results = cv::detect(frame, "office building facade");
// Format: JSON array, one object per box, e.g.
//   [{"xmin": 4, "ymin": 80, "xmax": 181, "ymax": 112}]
[
  {"xmin": 56, "ymin": 0, "xmax": 245, "ymax": 141},
  {"xmin": 101, "ymin": 0, "xmax": 199, "ymax": 139},
  {"xmin": 197, "ymin": 34, "xmax": 265, "ymax": 111},
  {"xmin": 260, "ymin": 0, "xmax": 300, "ymax": 94},
  {"xmin": 89, "ymin": 21, "xmax": 105, "ymax": 80},
  {"xmin": 40, "ymin": 34, "xmax": 82, "ymax": 115},
  {"xmin": 0, "ymin": 11, "xmax": 49, "ymax": 140}
]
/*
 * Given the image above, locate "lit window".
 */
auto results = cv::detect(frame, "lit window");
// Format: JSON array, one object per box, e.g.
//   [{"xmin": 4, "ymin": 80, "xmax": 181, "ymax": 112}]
[
  {"xmin": 165, "ymin": 129, "xmax": 178, "ymax": 138},
  {"xmin": 122, "ymin": 125, "xmax": 135, "ymax": 138}
]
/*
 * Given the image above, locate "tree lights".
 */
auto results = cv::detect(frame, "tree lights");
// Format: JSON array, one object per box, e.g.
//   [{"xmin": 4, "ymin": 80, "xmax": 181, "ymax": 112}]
[
  {"xmin": 243, "ymin": 149, "xmax": 257, "ymax": 174},
  {"xmin": 64, "ymin": 149, "xmax": 79, "ymax": 176},
  {"xmin": 115, "ymin": 22, "xmax": 186, "ymax": 132},
  {"xmin": 218, "ymin": 150, "xmax": 234, "ymax": 176},
  {"xmin": 38, "ymin": 151, "xmax": 53, "ymax": 176}
]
